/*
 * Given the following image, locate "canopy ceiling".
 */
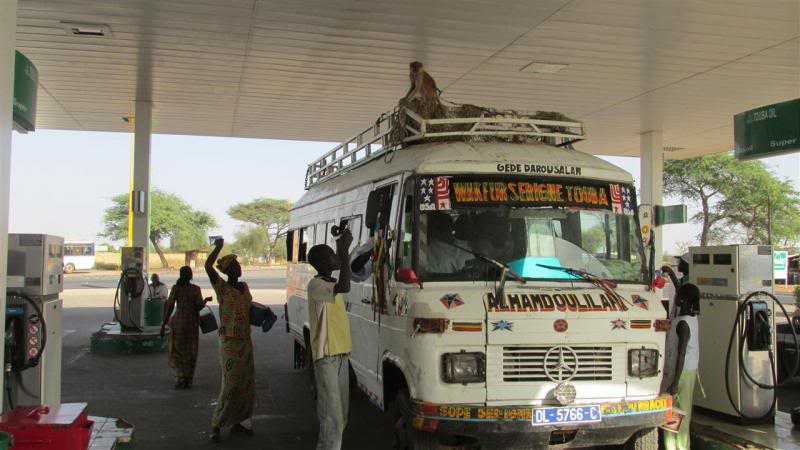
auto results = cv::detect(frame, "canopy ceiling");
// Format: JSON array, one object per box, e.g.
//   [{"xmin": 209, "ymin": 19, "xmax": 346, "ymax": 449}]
[{"xmin": 15, "ymin": 0, "xmax": 800, "ymax": 158}]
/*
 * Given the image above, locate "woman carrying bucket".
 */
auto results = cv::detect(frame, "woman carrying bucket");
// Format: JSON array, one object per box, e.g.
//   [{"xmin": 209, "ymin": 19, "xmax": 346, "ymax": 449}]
[
  {"xmin": 205, "ymin": 238, "xmax": 257, "ymax": 443},
  {"xmin": 160, "ymin": 266, "xmax": 210, "ymax": 389}
]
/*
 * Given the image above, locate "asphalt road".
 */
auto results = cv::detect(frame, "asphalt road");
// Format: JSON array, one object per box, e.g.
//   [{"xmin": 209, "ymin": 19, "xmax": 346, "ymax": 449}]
[{"xmin": 64, "ymin": 268, "xmax": 288, "ymax": 290}]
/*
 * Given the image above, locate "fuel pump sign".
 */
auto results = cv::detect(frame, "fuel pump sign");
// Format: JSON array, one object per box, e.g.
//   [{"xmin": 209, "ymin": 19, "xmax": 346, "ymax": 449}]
[{"xmin": 774, "ymin": 251, "xmax": 788, "ymax": 281}]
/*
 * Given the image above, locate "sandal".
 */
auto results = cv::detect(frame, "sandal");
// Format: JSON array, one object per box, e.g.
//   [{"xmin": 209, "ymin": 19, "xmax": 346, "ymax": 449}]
[
  {"xmin": 210, "ymin": 428, "xmax": 221, "ymax": 443},
  {"xmin": 231, "ymin": 423, "xmax": 254, "ymax": 436}
]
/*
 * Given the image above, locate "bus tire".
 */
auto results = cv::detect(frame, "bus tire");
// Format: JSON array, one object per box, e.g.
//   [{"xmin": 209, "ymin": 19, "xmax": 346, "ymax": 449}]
[
  {"xmin": 393, "ymin": 388, "xmax": 437, "ymax": 450},
  {"xmin": 623, "ymin": 427, "xmax": 658, "ymax": 450},
  {"xmin": 64, "ymin": 263, "xmax": 75, "ymax": 274}
]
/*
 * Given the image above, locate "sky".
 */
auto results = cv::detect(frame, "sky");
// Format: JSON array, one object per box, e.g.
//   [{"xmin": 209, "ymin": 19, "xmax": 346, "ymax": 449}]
[{"xmin": 8, "ymin": 130, "xmax": 800, "ymax": 254}]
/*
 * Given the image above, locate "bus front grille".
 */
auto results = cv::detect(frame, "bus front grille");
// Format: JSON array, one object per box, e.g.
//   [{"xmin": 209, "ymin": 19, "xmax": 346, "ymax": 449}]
[{"xmin": 502, "ymin": 345, "xmax": 614, "ymax": 382}]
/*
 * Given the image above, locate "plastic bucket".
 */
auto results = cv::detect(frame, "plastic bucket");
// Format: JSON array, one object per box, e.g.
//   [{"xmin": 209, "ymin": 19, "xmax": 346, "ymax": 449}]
[
  {"xmin": 199, "ymin": 306, "xmax": 218, "ymax": 334},
  {"xmin": 261, "ymin": 307, "xmax": 278, "ymax": 333},
  {"xmin": 0, "ymin": 431, "xmax": 12, "ymax": 449},
  {"xmin": 250, "ymin": 303, "xmax": 268, "ymax": 327},
  {"xmin": 144, "ymin": 299, "xmax": 164, "ymax": 326}
]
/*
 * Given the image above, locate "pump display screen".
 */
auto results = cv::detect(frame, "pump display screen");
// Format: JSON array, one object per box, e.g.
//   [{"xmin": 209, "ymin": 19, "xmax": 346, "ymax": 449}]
[{"xmin": 5, "ymin": 306, "xmax": 24, "ymax": 317}]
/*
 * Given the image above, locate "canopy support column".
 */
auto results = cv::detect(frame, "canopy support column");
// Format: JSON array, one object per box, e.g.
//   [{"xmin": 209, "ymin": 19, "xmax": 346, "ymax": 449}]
[
  {"xmin": 130, "ymin": 101, "xmax": 152, "ymax": 267},
  {"xmin": 0, "ymin": 0, "xmax": 19, "ymax": 409},
  {"xmin": 641, "ymin": 130, "xmax": 664, "ymax": 268}
]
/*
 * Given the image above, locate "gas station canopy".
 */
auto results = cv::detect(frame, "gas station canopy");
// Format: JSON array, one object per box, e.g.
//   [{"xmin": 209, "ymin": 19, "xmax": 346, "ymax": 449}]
[{"xmin": 14, "ymin": 0, "xmax": 800, "ymax": 158}]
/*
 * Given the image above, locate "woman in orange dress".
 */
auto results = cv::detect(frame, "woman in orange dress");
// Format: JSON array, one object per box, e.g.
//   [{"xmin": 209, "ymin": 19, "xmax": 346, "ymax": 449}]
[{"xmin": 205, "ymin": 238, "xmax": 256, "ymax": 443}]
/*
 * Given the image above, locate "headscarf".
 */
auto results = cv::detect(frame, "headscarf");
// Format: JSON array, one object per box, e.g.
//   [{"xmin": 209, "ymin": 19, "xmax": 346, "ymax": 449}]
[
  {"xmin": 177, "ymin": 266, "xmax": 192, "ymax": 286},
  {"xmin": 216, "ymin": 254, "xmax": 238, "ymax": 274}
]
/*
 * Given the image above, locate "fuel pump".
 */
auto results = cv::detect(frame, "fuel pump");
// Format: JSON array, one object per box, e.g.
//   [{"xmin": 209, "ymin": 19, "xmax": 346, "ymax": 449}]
[
  {"xmin": 4, "ymin": 234, "xmax": 64, "ymax": 411},
  {"xmin": 688, "ymin": 245, "xmax": 799, "ymax": 423},
  {"xmin": 114, "ymin": 247, "xmax": 148, "ymax": 332}
]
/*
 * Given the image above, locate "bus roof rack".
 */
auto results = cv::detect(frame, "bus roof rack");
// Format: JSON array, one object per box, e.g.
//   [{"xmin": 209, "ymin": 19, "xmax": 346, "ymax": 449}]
[{"xmin": 305, "ymin": 106, "xmax": 585, "ymax": 188}]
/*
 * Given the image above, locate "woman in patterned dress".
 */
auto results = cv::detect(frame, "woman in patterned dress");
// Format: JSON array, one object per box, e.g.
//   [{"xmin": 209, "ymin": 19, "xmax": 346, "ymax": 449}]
[
  {"xmin": 160, "ymin": 266, "xmax": 209, "ymax": 389},
  {"xmin": 205, "ymin": 238, "xmax": 256, "ymax": 443}
]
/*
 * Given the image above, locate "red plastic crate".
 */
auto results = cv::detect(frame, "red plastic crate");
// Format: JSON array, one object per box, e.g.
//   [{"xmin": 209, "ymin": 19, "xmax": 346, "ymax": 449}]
[{"xmin": 0, "ymin": 403, "xmax": 93, "ymax": 450}]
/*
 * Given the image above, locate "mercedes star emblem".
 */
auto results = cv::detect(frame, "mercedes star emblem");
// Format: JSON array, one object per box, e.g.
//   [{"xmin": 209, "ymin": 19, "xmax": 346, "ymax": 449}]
[{"xmin": 543, "ymin": 346, "xmax": 579, "ymax": 383}]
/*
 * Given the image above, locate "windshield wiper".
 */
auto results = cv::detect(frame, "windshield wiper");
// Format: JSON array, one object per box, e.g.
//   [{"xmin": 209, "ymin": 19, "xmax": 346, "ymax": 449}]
[
  {"xmin": 536, "ymin": 263, "xmax": 634, "ymax": 308},
  {"xmin": 440, "ymin": 241, "xmax": 526, "ymax": 306},
  {"xmin": 444, "ymin": 241, "xmax": 526, "ymax": 284}
]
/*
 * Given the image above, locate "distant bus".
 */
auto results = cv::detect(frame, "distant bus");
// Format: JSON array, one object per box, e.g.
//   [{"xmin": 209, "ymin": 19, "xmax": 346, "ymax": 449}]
[{"xmin": 63, "ymin": 241, "xmax": 95, "ymax": 273}]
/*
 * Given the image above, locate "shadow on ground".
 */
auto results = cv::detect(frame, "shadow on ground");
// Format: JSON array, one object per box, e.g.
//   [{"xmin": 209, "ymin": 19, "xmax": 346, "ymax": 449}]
[{"xmin": 61, "ymin": 306, "xmax": 393, "ymax": 449}]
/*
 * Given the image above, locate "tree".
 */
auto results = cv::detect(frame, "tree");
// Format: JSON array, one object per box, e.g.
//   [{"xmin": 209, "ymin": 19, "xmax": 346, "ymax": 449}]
[
  {"xmin": 229, "ymin": 227, "xmax": 269, "ymax": 265},
  {"xmin": 664, "ymin": 153, "xmax": 739, "ymax": 246},
  {"xmin": 664, "ymin": 153, "xmax": 800, "ymax": 247},
  {"xmin": 719, "ymin": 161, "xmax": 800, "ymax": 247},
  {"xmin": 227, "ymin": 198, "xmax": 291, "ymax": 263},
  {"xmin": 101, "ymin": 190, "xmax": 217, "ymax": 268}
]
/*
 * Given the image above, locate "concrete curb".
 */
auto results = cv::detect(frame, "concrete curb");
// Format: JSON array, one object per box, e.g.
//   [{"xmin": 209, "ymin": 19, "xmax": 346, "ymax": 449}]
[{"xmin": 90, "ymin": 323, "xmax": 167, "ymax": 355}]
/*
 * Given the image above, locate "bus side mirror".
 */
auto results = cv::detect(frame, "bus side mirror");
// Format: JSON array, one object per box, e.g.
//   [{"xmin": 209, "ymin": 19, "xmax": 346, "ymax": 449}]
[{"xmin": 396, "ymin": 268, "xmax": 423, "ymax": 289}]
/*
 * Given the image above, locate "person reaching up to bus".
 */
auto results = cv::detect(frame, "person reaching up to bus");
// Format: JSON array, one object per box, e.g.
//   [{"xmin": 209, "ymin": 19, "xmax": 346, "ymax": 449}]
[
  {"xmin": 306, "ymin": 229, "xmax": 354, "ymax": 450},
  {"xmin": 350, "ymin": 236, "xmax": 374, "ymax": 282},
  {"xmin": 205, "ymin": 238, "xmax": 257, "ymax": 443},
  {"xmin": 661, "ymin": 283, "xmax": 700, "ymax": 450},
  {"xmin": 677, "ymin": 255, "xmax": 690, "ymax": 286}
]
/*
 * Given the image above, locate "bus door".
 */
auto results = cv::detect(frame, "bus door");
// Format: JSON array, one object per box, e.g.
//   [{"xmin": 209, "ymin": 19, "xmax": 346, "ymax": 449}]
[{"xmin": 350, "ymin": 177, "xmax": 400, "ymax": 401}]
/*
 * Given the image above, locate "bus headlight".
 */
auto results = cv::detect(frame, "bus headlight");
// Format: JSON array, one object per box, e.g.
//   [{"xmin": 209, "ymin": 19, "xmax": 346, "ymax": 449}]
[
  {"xmin": 628, "ymin": 348, "xmax": 659, "ymax": 378},
  {"xmin": 442, "ymin": 352, "xmax": 485, "ymax": 384}
]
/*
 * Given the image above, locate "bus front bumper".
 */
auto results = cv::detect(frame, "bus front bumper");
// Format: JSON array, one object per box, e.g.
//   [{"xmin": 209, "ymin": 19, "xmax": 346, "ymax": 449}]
[{"xmin": 411, "ymin": 395, "xmax": 673, "ymax": 449}]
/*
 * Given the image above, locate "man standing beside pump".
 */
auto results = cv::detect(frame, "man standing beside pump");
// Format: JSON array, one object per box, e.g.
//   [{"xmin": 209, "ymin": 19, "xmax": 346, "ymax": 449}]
[{"xmin": 661, "ymin": 284, "xmax": 701, "ymax": 450}]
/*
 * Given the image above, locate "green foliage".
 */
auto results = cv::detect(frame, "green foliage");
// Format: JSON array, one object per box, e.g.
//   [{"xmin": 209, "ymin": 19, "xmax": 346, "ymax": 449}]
[
  {"xmin": 100, "ymin": 190, "xmax": 217, "ymax": 267},
  {"xmin": 664, "ymin": 153, "xmax": 800, "ymax": 247},
  {"xmin": 719, "ymin": 160, "xmax": 800, "ymax": 246},
  {"xmin": 664, "ymin": 153, "xmax": 739, "ymax": 246},
  {"xmin": 227, "ymin": 198, "xmax": 291, "ymax": 262},
  {"xmin": 582, "ymin": 225, "xmax": 606, "ymax": 254},
  {"xmin": 229, "ymin": 227, "xmax": 269, "ymax": 264}
]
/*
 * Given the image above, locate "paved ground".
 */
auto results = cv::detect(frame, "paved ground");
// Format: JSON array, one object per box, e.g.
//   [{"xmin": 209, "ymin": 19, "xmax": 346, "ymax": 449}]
[
  {"xmin": 61, "ymin": 288, "xmax": 393, "ymax": 450},
  {"xmin": 59, "ymin": 279, "xmax": 800, "ymax": 449}
]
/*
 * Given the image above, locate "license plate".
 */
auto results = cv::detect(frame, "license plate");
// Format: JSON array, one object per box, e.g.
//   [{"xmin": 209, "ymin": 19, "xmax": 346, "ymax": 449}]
[{"xmin": 531, "ymin": 405, "xmax": 602, "ymax": 426}]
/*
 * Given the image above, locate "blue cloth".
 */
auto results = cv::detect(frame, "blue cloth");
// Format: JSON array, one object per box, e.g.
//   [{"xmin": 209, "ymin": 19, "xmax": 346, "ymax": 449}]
[{"xmin": 261, "ymin": 308, "xmax": 278, "ymax": 333}]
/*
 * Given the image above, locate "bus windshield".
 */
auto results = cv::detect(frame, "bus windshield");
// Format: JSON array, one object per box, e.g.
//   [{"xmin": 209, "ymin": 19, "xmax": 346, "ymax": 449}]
[{"xmin": 416, "ymin": 176, "xmax": 646, "ymax": 283}]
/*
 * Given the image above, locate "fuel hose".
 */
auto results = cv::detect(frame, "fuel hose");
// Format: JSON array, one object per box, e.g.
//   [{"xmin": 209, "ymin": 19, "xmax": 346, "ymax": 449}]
[
  {"xmin": 6, "ymin": 291, "xmax": 47, "ymax": 372},
  {"xmin": 724, "ymin": 291, "xmax": 799, "ymax": 421}
]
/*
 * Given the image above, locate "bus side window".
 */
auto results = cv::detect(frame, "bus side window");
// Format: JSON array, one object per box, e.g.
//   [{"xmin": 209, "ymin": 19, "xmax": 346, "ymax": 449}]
[
  {"xmin": 286, "ymin": 230, "xmax": 295, "ymax": 262},
  {"xmin": 397, "ymin": 178, "xmax": 415, "ymax": 269},
  {"xmin": 298, "ymin": 226, "xmax": 313, "ymax": 262},
  {"xmin": 315, "ymin": 222, "xmax": 331, "ymax": 247}
]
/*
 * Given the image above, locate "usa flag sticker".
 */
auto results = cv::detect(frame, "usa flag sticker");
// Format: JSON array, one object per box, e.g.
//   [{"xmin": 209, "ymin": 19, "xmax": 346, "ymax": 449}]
[
  {"xmin": 435, "ymin": 176, "xmax": 451, "ymax": 210},
  {"xmin": 610, "ymin": 184, "xmax": 634, "ymax": 215}
]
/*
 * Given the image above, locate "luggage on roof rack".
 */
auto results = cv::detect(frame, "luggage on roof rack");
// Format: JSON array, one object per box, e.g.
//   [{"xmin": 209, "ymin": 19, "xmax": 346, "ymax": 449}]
[{"xmin": 305, "ymin": 105, "xmax": 585, "ymax": 189}]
